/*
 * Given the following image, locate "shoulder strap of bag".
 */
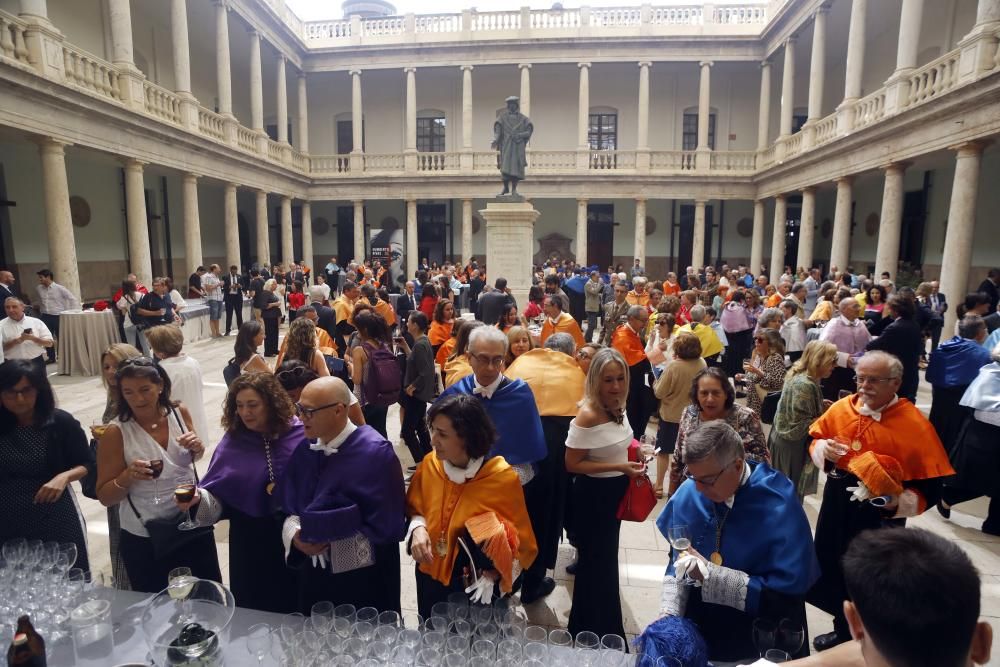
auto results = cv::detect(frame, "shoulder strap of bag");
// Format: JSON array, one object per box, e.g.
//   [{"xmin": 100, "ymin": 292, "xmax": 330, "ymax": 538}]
[{"xmin": 170, "ymin": 407, "xmax": 201, "ymax": 485}]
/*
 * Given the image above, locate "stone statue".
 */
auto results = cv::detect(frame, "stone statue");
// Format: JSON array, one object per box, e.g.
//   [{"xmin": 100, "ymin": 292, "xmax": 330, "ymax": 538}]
[{"xmin": 491, "ymin": 96, "xmax": 533, "ymax": 198}]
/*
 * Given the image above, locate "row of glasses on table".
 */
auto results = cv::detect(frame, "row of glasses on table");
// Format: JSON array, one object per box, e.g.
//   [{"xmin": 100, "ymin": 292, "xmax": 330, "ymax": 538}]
[
  {"xmin": 243, "ymin": 592, "xmax": 640, "ymax": 666},
  {"xmin": 0, "ymin": 537, "xmax": 115, "ymax": 658}
]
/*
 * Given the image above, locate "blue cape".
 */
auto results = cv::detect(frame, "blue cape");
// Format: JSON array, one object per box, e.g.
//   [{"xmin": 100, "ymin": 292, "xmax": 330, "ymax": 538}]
[
  {"xmin": 656, "ymin": 461, "xmax": 819, "ymax": 615},
  {"xmin": 927, "ymin": 336, "xmax": 992, "ymax": 388},
  {"xmin": 439, "ymin": 376, "xmax": 546, "ymax": 465}
]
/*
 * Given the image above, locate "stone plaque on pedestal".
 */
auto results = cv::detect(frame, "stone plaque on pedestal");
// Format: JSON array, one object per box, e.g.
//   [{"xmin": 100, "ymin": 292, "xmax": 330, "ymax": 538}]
[{"xmin": 480, "ymin": 201, "xmax": 539, "ymax": 309}]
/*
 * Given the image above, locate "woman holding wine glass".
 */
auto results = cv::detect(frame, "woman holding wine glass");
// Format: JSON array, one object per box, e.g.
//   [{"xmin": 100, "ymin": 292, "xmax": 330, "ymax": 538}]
[
  {"xmin": 174, "ymin": 372, "xmax": 306, "ymax": 613},
  {"xmin": 95, "ymin": 357, "xmax": 220, "ymax": 593},
  {"xmin": 0, "ymin": 360, "xmax": 92, "ymax": 575}
]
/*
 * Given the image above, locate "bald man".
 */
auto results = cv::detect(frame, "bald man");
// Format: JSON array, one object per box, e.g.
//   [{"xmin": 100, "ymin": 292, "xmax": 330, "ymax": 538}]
[{"xmin": 280, "ymin": 377, "xmax": 406, "ymax": 614}]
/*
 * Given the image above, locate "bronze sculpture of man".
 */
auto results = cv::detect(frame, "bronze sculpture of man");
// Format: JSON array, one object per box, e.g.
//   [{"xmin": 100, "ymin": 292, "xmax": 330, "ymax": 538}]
[{"xmin": 491, "ymin": 96, "xmax": 533, "ymax": 198}]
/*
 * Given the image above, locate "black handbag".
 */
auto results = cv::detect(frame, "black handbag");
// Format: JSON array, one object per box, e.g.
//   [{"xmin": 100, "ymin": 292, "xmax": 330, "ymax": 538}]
[
  {"xmin": 760, "ymin": 391, "xmax": 782, "ymax": 425},
  {"xmin": 126, "ymin": 409, "xmax": 214, "ymax": 560},
  {"xmin": 79, "ymin": 438, "xmax": 99, "ymax": 500}
]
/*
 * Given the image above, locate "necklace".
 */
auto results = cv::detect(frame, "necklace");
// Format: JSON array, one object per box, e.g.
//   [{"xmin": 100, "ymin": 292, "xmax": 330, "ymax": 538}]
[
  {"xmin": 436, "ymin": 482, "xmax": 466, "ymax": 558},
  {"xmin": 603, "ymin": 404, "xmax": 624, "ymax": 426},
  {"xmin": 262, "ymin": 436, "xmax": 276, "ymax": 495},
  {"xmin": 710, "ymin": 503, "xmax": 733, "ymax": 566},
  {"xmin": 850, "ymin": 408, "xmax": 880, "ymax": 453}
]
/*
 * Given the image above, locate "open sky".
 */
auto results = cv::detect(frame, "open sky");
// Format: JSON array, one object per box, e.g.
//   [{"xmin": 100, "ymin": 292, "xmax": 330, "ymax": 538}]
[{"xmin": 284, "ymin": 0, "xmax": 743, "ymax": 21}]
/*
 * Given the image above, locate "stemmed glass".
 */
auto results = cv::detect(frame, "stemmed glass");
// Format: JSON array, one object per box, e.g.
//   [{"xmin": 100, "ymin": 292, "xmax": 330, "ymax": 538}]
[
  {"xmin": 175, "ymin": 474, "xmax": 202, "ymax": 531},
  {"xmin": 752, "ymin": 618, "xmax": 778, "ymax": 656},
  {"xmin": 311, "ymin": 600, "xmax": 334, "ymax": 635},
  {"xmin": 666, "ymin": 525, "xmax": 699, "ymax": 585},
  {"xmin": 826, "ymin": 436, "xmax": 851, "ymax": 479},
  {"xmin": 148, "ymin": 458, "xmax": 165, "ymax": 503},
  {"xmin": 246, "ymin": 623, "xmax": 272, "ymax": 666},
  {"xmin": 777, "ymin": 618, "xmax": 805, "ymax": 656}
]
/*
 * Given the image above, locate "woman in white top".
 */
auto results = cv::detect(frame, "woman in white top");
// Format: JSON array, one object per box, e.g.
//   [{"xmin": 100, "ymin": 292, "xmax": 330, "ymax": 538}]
[
  {"xmin": 145, "ymin": 324, "xmax": 210, "ymax": 443},
  {"xmin": 95, "ymin": 357, "xmax": 220, "ymax": 593},
  {"xmin": 565, "ymin": 347, "xmax": 646, "ymax": 640},
  {"xmin": 165, "ymin": 277, "xmax": 187, "ymax": 314},
  {"xmin": 116, "ymin": 278, "xmax": 143, "ymax": 351},
  {"xmin": 234, "ymin": 321, "xmax": 270, "ymax": 374},
  {"xmin": 645, "ymin": 312, "xmax": 676, "ymax": 376}
]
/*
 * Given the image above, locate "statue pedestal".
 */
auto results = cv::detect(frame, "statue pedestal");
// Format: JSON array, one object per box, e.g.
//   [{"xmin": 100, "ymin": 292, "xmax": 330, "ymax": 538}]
[{"xmin": 480, "ymin": 201, "xmax": 539, "ymax": 309}]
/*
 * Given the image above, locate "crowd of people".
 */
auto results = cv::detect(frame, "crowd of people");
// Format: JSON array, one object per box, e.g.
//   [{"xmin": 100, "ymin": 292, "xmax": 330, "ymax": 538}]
[{"xmin": 2, "ymin": 254, "xmax": 999, "ymax": 666}]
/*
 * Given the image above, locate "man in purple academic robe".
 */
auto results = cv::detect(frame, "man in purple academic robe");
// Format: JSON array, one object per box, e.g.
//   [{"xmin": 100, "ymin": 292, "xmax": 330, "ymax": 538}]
[{"xmin": 280, "ymin": 377, "xmax": 406, "ymax": 614}]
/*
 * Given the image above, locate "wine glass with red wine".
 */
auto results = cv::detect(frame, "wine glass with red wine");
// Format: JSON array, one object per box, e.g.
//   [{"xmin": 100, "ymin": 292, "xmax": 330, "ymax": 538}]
[
  {"xmin": 175, "ymin": 474, "xmax": 202, "ymax": 531},
  {"xmin": 148, "ymin": 459, "xmax": 164, "ymax": 504}
]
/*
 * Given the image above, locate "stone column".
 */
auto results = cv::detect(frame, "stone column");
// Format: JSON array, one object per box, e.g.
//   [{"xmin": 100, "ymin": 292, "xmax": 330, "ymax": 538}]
[
  {"xmin": 843, "ymin": 0, "xmax": 867, "ymax": 102},
  {"xmin": 255, "ymin": 190, "xmax": 269, "ymax": 268},
  {"xmin": 170, "ymin": 0, "xmax": 195, "ymax": 129},
  {"xmin": 940, "ymin": 142, "xmax": 986, "ymax": 336},
  {"xmin": 895, "ymin": 0, "xmax": 925, "ymax": 74},
  {"xmin": 576, "ymin": 199, "xmax": 588, "ymax": 266},
  {"xmin": 461, "ymin": 65, "xmax": 473, "ymax": 150},
  {"xmin": 19, "ymin": 0, "xmax": 48, "ymax": 20},
  {"xmin": 407, "ymin": 199, "xmax": 418, "ymax": 280},
  {"xmin": 770, "ymin": 195, "xmax": 787, "ymax": 282},
  {"xmin": 297, "ymin": 72, "xmax": 309, "ymax": 153},
  {"xmin": 807, "ymin": 8, "xmax": 827, "ymax": 122},
  {"xmin": 636, "ymin": 61, "xmax": 651, "ymax": 171},
  {"xmin": 780, "ymin": 39, "xmax": 796, "ymax": 138},
  {"xmin": 182, "ymin": 173, "xmax": 202, "ymax": 271},
  {"xmin": 750, "ymin": 200, "xmax": 765, "ymax": 275},
  {"xmin": 518, "ymin": 64, "xmax": 531, "ymax": 117},
  {"xmin": 404, "ymin": 67, "xmax": 417, "ymax": 172},
  {"xmin": 214, "ymin": 0, "xmax": 232, "ymax": 117},
  {"xmin": 276, "ymin": 55, "xmax": 288, "ymax": 144},
  {"xmin": 797, "ymin": 187, "xmax": 816, "ymax": 271},
  {"xmin": 692, "ymin": 200, "xmax": 707, "ymax": 270},
  {"xmin": 123, "ymin": 159, "xmax": 152, "ymax": 286},
  {"xmin": 353, "ymin": 199, "xmax": 365, "ymax": 262},
  {"xmin": 697, "ymin": 61, "xmax": 712, "ymax": 150},
  {"xmin": 757, "ymin": 61, "xmax": 772, "ymax": 150},
  {"xmin": 577, "ymin": 63, "xmax": 591, "ymax": 170},
  {"xmin": 301, "ymin": 200, "xmax": 313, "ymax": 271},
  {"xmin": 875, "ymin": 163, "xmax": 908, "ymax": 280},
  {"xmin": 350, "ymin": 69, "xmax": 363, "ymax": 169},
  {"xmin": 462, "ymin": 199, "xmax": 473, "ymax": 266},
  {"xmin": 224, "ymin": 183, "xmax": 240, "ymax": 271},
  {"xmin": 38, "ymin": 139, "xmax": 81, "ymax": 300},
  {"xmin": 280, "ymin": 196, "xmax": 293, "ymax": 269},
  {"xmin": 108, "ymin": 0, "xmax": 134, "ymax": 68},
  {"xmin": 249, "ymin": 31, "xmax": 263, "ymax": 131},
  {"xmin": 634, "ymin": 199, "xmax": 647, "ymax": 269},
  {"xmin": 830, "ymin": 177, "xmax": 854, "ymax": 274}
]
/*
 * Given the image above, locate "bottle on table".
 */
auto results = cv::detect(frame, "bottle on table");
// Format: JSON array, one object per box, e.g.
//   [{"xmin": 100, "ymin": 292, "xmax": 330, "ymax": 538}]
[{"xmin": 7, "ymin": 615, "xmax": 46, "ymax": 666}]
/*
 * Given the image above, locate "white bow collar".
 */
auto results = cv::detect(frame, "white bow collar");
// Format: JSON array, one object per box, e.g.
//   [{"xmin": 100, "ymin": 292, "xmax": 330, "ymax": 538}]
[
  {"xmin": 309, "ymin": 421, "xmax": 358, "ymax": 455},
  {"xmin": 473, "ymin": 374, "xmax": 503, "ymax": 399},
  {"xmin": 443, "ymin": 456, "xmax": 485, "ymax": 484},
  {"xmin": 858, "ymin": 396, "xmax": 899, "ymax": 422}
]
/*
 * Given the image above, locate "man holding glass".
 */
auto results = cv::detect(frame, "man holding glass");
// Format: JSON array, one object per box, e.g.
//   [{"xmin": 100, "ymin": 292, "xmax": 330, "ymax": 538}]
[
  {"xmin": 656, "ymin": 420, "xmax": 817, "ymax": 663},
  {"xmin": 806, "ymin": 351, "xmax": 953, "ymax": 652}
]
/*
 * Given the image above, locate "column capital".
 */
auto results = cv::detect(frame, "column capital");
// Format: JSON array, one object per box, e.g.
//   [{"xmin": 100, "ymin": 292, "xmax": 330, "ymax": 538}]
[
  {"xmin": 183, "ymin": 172, "xmax": 201, "ymax": 181},
  {"xmin": 35, "ymin": 136, "xmax": 71, "ymax": 151},
  {"xmin": 461, "ymin": 198, "xmax": 473, "ymax": 203},
  {"xmin": 226, "ymin": 182, "xmax": 239, "ymax": 191},
  {"xmin": 577, "ymin": 197, "xmax": 589, "ymax": 204},
  {"xmin": 460, "ymin": 64, "xmax": 473, "ymax": 72},
  {"xmin": 518, "ymin": 63, "xmax": 532, "ymax": 70},
  {"xmin": 694, "ymin": 199, "xmax": 708, "ymax": 206},
  {"xmin": 774, "ymin": 192, "xmax": 787, "ymax": 201},
  {"xmin": 638, "ymin": 61, "xmax": 652, "ymax": 68},
  {"xmin": 880, "ymin": 161, "xmax": 913, "ymax": 173},
  {"xmin": 353, "ymin": 199, "xmax": 365, "ymax": 206},
  {"xmin": 256, "ymin": 189, "xmax": 268, "ymax": 197},
  {"xmin": 403, "ymin": 66, "xmax": 416, "ymax": 74},
  {"xmin": 801, "ymin": 185, "xmax": 817, "ymax": 194},
  {"xmin": 349, "ymin": 68, "xmax": 362, "ymax": 77},
  {"xmin": 784, "ymin": 35, "xmax": 797, "ymax": 47},
  {"xmin": 699, "ymin": 60, "xmax": 714, "ymax": 68},
  {"xmin": 814, "ymin": 3, "xmax": 831, "ymax": 18},
  {"xmin": 280, "ymin": 193, "xmax": 292, "ymax": 201},
  {"xmin": 123, "ymin": 157, "xmax": 147, "ymax": 169},
  {"xmin": 760, "ymin": 59, "xmax": 772, "ymax": 69},
  {"xmin": 635, "ymin": 197, "xmax": 647, "ymax": 203},
  {"xmin": 834, "ymin": 175, "xmax": 855, "ymax": 185},
  {"xmin": 213, "ymin": 0, "xmax": 229, "ymax": 10},
  {"xmin": 247, "ymin": 27, "xmax": 259, "ymax": 38},
  {"xmin": 949, "ymin": 140, "xmax": 991, "ymax": 157},
  {"xmin": 278, "ymin": 52, "xmax": 287, "ymax": 63},
  {"xmin": 297, "ymin": 69, "xmax": 307, "ymax": 80},
  {"xmin": 578, "ymin": 62, "xmax": 591, "ymax": 69}
]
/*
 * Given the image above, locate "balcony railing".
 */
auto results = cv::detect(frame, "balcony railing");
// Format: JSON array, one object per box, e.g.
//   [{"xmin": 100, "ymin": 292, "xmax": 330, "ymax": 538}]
[
  {"xmin": 650, "ymin": 150, "xmax": 697, "ymax": 171},
  {"xmin": 198, "ymin": 107, "xmax": 226, "ymax": 141},
  {"xmin": 852, "ymin": 89, "xmax": 886, "ymax": 132},
  {"xmin": 310, "ymin": 155, "xmax": 351, "ymax": 174},
  {"xmin": 812, "ymin": 114, "xmax": 838, "ymax": 148},
  {"xmin": 364, "ymin": 153, "xmax": 405, "ymax": 172},
  {"xmin": 906, "ymin": 51, "xmax": 961, "ymax": 107},
  {"xmin": 710, "ymin": 150, "xmax": 756, "ymax": 172},
  {"xmin": 236, "ymin": 126, "xmax": 257, "ymax": 152},
  {"xmin": 0, "ymin": 11, "xmax": 30, "ymax": 67},
  {"xmin": 143, "ymin": 80, "xmax": 182, "ymax": 124},
  {"xmin": 417, "ymin": 152, "xmax": 460, "ymax": 171},
  {"xmin": 266, "ymin": 139, "xmax": 284, "ymax": 162},
  {"xmin": 62, "ymin": 43, "xmax": 122, "ymax": 103}
]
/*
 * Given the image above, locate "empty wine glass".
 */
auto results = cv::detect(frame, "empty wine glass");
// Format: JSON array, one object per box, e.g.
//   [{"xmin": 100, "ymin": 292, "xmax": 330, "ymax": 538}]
[
  {"xmin": 369, "ymin": 640, "xmax": 392, "ymax": 662},
  {"xmin": 576, "ymin": 630, "xmax": 601, "ymax": 650},
  {"xmin": 777, "ymin": 618, "xmax": 805, "ymax": 656},
  {"xmin": 3, "ymin": 539, "xmax": 27, "ymax": 571},
  {"xmin": 356, "ymin": 606, "xmax": 379, "ymax": 624},
  {"xmin": 375, "ymin": 623, "xmax": 399, "ymax": 645},
  {"xmin": 525, "ymin": 625, "xmax": 548, "ymax": 644},
  {"xmin": 280, "ymin": 612, "xmax": 305, "ymax": 649},
  {"xmin": 378, "ymin": 610, "xmax": 401, "ymax": 627},
  {"xmin": 445, "ymin": 634, "xmax": 469, "ymax": 657},
  {"xmin": 246, "ymin": 623, "xmax": 272, "ymax": 665},
  {"xmin": 354, "ymin": 620, "xmax": 375, "ymax": 642},
  {"xmin": 416, "ymin": 647, "xmax": 442, "ymax": 666},
  {"xmin": 765, "ymin": 648, "xmax": 792, "ymax": 662},
  {"xmin": 472, "ymin": 638, "xmax": 496, "ymax": 660},
  {"xmin": 498, "ymin": 637, "xmax": 522, "ymax": 661},
  {"xmin": 549, "ymin": 628, "xmax": 573, "ymax": 649},
  {"xmin": 752, "ymin": 618, "xmax": 778, "ymax": 655},
  {"xmin": 524, "ymin": 641, "xmax": 547, "ymax": 661},
  {"xmin": 58, "ymin": 543, "xmax": 77, "ymax": 570},
  {"xmin": 334, "ymin": 603, "xmax": 356, "ymax": 625},
  {"xmin": 311, "ymin": 600, "xmax": 334, "ymax": 634}
]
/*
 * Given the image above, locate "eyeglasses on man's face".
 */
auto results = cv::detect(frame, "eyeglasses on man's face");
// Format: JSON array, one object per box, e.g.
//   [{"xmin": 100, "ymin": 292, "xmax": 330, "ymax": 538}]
[
  {"xmin": 294, "ymin": 401, "xmax": 343, "ymax": 419},
  {"xmin": 469, "ymin": 352, "xmax": 505, "ymax": 368},
  {"xmin": 854, "ymin": 375, "xmax": 896, "ymax": 386},
  {"xmin": 683, "ymin": 460, "xmax": 737, "ymax": 486}
]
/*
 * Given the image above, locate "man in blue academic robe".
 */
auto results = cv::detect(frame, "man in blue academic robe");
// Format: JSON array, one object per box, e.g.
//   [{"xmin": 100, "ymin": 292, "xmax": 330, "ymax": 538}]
[
  {"xmin": 437, "ymin": 326, "xmax": 551, "ymax": 600},
  {"xmin": 280, "ymin": 377, "xmax": 406, "ymax": 614},
  {"xmin": 656, "ymin": 421, "xmax": 819, "ymax": 663}
]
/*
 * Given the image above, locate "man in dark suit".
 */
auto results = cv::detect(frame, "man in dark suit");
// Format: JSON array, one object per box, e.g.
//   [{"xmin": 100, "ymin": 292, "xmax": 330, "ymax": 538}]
[
  {"xmin": 0, "ymin": 271, "xmax": 17, "ymax": 320},
  {"xmin": 927, "ymin": 280, "xmax": 948, "ymax": 348},
  {"xmin": 289, "ymin": 263, "xmax": 306, "ymax": 289},
  {"xmin": 477, "ymin": 277, "xmax": 515, "ymax": 326},
  {"xmin": 396, "ymin": 280, "xmax": 418, "ymax": 328},
  {"xmin": 866, "ymin": 294, "xmax": 924, "ymax": 403},
  {"xmin": 978, "ymin": 269, "xmax": 1000, "ymax": 313},
  {"xmin": 309, "ymin": 286, "xmax": 337, "ymax": 343},
  {"xmin": 222, "ymin": 264, "xmax": 245, "ymax": 335}
]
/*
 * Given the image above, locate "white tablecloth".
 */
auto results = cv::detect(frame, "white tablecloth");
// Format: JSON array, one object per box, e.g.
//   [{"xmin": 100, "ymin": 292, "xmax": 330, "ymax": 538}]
[
  {"xmin": 57, "ymin": 310, "xmax": 120, "ymax": 377},
  {"xmin": 180, "ymin": 298, "xmax": 251, "ymax": 345}
]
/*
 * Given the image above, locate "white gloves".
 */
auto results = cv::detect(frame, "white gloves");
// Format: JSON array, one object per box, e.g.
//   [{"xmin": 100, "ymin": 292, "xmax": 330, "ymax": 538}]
[
  {"xmin": 674, "ymin": 553, "xmax": 708, "ymax": 581},
  {"xmin": 847, "ymin": 480, "xmax": 872, "ymax": 503},
  {"xmin": 310, "ymin": 549, "xmax": 329, "ymax": 570},
  {"xmin": 810, "ymin": 440, "xmax": 832, "ymax": 469},
  {"xmin": 465, "ymin": 574, "xmax": 495, "ymax": 605}
]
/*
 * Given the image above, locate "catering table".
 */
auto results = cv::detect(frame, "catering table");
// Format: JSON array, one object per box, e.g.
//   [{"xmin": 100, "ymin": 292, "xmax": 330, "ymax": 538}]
[
  {"xmin": 179, "ymin": 298, "xmax": 251, "ymax": 345},
  {"xmin": 57, "ymin": 309, "xmax": 120, "ymax": 377},
  {"xmin": 49, "ymin": 589, "xmax": 285, "ymax": 666}
]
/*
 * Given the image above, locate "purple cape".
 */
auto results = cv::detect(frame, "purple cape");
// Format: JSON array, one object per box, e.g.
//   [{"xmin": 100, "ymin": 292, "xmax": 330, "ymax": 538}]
[
  {"xmin": 278, "ymin": 425, "xmax": 406, "ymax": 545},
  {"xmin": 200, "ymin": 419, "xmax": 306, "ymax": 518}
]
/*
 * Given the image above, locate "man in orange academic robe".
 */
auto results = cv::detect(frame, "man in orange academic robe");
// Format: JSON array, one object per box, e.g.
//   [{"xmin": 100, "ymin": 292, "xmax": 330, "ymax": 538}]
[
  {"xmin": 539, "ymin": 296, "xmax": 585, "ymax": 350},
  {"xmin": 507, "ymin": 339, "xmax": 586, "ymax": 601},
  {"xmin": 806, "ymin": 350, "xmax": 954, "ymax": 652},
  {"xmin": 612, "ymin": 305, "xmax": 654, "ymax": 439}
]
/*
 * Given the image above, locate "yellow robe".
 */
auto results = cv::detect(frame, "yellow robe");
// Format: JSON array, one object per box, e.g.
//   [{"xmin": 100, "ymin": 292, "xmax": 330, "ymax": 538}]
[
  {"xmin": 539, "ymin": 312, "xmax": 585, "ymax": 349},
  {"xmin": 506, "ymin": 348, "xmax": 585, "ymax": 416},
  {"xmin": 372, "ymin": 299, "xmax": 397, "ymax": 327},
  {"xmin": 429, "ymin": 320, "xmax": 454, "ymax": 348},
  {"xmin": 676, "ymin": 322, "xmax": 723, "ymax": 359},
  {"xmin": 443, "ymin": 354, "xmax": 474, "ymax": 388},
  {"xmin": 626, "ymin": 290, "xmax": 650, "ymax": 308},
  {"xmin": 332, "ymin": 296, "xmax": 357, "ymax": 326},
  {"xmin": 406, "ymin": 453, "xmax": 537, "ymax": 591}
]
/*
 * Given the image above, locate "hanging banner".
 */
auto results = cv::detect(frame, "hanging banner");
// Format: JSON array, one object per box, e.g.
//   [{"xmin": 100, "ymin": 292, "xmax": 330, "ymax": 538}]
[{"xmin": 370, "ymin": 227, "xmax": 405, "ymax": 293}]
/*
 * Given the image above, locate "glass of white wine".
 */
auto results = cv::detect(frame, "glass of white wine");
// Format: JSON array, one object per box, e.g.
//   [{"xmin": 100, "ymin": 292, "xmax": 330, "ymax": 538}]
[{"xmin": 666, "ymin": 525, "xmax": 698, "ymax": 586}]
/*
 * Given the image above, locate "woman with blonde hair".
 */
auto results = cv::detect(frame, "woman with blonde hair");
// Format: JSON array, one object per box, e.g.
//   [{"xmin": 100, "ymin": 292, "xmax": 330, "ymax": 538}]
[
  {"xmin": 768, "ymin": 340, "xmax": 837, "ymax": 500},
  {"xmin": 504, "ymin": 325, "xmax": 535, "ymax": 367},
  {"xmin": 283, "ymin": 318, "xmax": 331, "ymax": 378},
  {"xmin": 566, "ymin": 347, "xmax": 646, "ymax": 639}
]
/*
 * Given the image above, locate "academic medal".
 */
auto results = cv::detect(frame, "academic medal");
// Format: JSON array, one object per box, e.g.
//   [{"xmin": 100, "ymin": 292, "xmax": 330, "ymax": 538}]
[
  {"xmin": 710, "ymin": 552, "xmax": 724, "ymax": 566},
  {"xmin": 265, "ymin": 481, "xmax": 275, "ymax": 495},
  {"xmin": 851, "ymin": 440, "xmax": 862, "ymax": 452},
  {"xmin": 435, "ymin": 534, "xmax": 448, "ymax": 558}
]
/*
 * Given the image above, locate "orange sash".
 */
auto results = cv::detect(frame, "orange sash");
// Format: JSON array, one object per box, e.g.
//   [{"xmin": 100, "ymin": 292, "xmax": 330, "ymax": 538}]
[
  {"xmin": 612, "ymin": 325, "xmax": 647, "ymax": 367},
  {"xmin": 539, "ymin": 313, "xmax": 585, "ymax": 349}
]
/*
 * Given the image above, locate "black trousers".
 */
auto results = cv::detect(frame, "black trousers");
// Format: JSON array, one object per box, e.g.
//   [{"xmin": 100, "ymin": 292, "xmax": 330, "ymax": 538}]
[
  {"xmin": 39, "ymin": 313, "xmax": 58, "ymax": 361},
  {"xmin": 400, "ymin": 394, "xmax": 431, "ymax": 464},
  {"xmin": 263, "ymin": 316, "xmax": 279, "ymax": 356},
  {"xmin": 362, "ymin": 403, "xmax": 389, "ymax": 438},
  {"xmin": 119, "ymin": 529, "xmax": 221, "ymax": 594},
  {"xmin": 224, "ymin": 294, "xmax": 243, "ymax": 333},
  {"xmin": 626, "ymin": 360, "xmax": 654, "ymax": 440}
]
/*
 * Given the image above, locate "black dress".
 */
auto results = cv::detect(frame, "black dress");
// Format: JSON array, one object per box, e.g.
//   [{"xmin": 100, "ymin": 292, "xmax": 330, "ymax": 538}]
[{"xmin": 225, "ymin": 509, "xmax": 297, "ymax": 613}]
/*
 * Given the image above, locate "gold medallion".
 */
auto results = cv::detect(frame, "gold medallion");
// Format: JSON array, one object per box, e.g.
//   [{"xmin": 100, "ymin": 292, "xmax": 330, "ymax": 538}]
[
  {"xmin": 710, "ymin": 551, "xmax": 723, "ymax": 566},
  {"xmin": 265, "ymin": 481, "xmax": 275, "ymax": 495},
  {"xmin": 851, "ymin": 440, "xmax": 862, "ymax": 452},
  {"xmin": 435, "ymin": 536, "xmax": 448, "ymax": 558}
]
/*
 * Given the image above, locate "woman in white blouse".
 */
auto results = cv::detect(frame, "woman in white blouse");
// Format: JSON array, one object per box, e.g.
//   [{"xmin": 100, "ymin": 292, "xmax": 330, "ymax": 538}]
[{"xmin": 565, "ymin": 347, "xmax": 646, "ymax": 640}]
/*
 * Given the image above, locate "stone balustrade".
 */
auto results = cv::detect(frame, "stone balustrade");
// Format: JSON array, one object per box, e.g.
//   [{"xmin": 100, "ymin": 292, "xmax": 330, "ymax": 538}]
[
  {"xmin": 265, "ymin": 139, "xmax": 284, "ymax": 162},
  {"xmin": 650, "ymin": 150, "xmax": 697, "ymax": 171},
  {"xmin": 852, "ymin": 89, "xmax": 886, "ymax": 131},
  {"xmin": 61, "ymin": 43, "xmax": 122, "ymax": 103},
  {"xmin": 198, "ymin": 107, "xmax": 226, "ymax": 141},
  {"xmin": 782, "ymin": 132, "xmax": 804, "ymax": 159},
  {"xmin": 143, "ymin": 80, "xmax": 182, "ymax": 124},
  {"xmin": 363, "ymin": 153, "xmax": 406, "ymax": 172},
  {"xmin": 906, "ymin": 50, "xmax": 960, "ymax": 107},
  {"xmin": 811, "ymin": 114, "xmax": 838, "ymax": 148},
  {"xmin": 310, "ymin": 155, "xmax": 351, "ymax": 174},
  {"xmin": 236, "ymin": 126, "xmax": 258, "ymax": 152},
  {"xmin": 527, "ymin": 150, "xmax": 578, "ymax": 172},
  {"xmin": 710, "ymin": 150, "xmax": 756, "ymax": 172},
  {"xmin": 416, "ymin": 152, "xmax": 460, "ymax": 171},
  {"xmin": 0, "ymin": 10, "xmax": 30, "ymax": 67}
]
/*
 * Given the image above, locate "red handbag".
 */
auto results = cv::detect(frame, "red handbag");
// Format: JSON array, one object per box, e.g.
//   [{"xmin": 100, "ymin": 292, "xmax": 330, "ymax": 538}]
[{"xmin": 617, "ymin": 471, "xmax": 657, "ymax": 522}]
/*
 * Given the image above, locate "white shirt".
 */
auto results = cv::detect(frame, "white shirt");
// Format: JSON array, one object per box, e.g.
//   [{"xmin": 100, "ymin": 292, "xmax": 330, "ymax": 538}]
[
  {"xmin": 157, "ymin": 355, "xmax": 208, "ymax": 442},
  {"xmin": 202, "ymin": 273, "xmax": 223, "ymax": 301},
  {"xmin": 309, "ymin": 420, "xmax": 358, "ymax": 455},
  {"xmin": 0, "ymin": 315, "xmax": 52, "ymax": 360},
  {"xmin": 316, "ymin": 283, "xmax": 331, "ymax": 301},
  {"xmin": 472, "ymin": 373, "xmax": 503, "ymax": 399},
  {"xmin": 36, "ymin": 282, "xmax": 79, "ymax": 314}
]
